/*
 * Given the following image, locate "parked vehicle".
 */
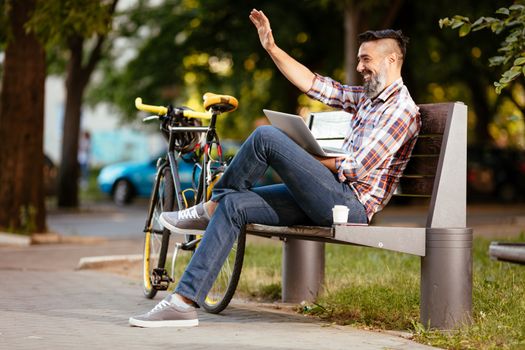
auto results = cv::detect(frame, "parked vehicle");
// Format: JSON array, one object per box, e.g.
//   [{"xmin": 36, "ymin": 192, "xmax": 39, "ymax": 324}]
[
  {"xmin": 97, "ymin": 155, "xmax": 197, "ymax": 205},
  {"xmin": 97, "ymin": 142, "xmax": 281, "ymax": 206}
]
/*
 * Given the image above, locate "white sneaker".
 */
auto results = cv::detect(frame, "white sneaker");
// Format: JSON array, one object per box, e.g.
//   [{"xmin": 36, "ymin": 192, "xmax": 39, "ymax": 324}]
[
  {"xmin": 129, "ymin": 296, "xmax": 198, "ymax": 328},
  {"xmin": 159, "ymin": 202, "xmax": 210, "ymax": 235}
]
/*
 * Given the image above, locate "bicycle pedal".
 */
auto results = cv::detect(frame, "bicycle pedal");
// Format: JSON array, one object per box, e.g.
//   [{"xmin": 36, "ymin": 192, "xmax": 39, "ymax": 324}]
[
  {"xmin": 151, "ymin": 268, "xmax": 173, "ymax": 290},
  {"xmin": 181, "ymin": 238, "xmax": 201, "ymax": 251}
]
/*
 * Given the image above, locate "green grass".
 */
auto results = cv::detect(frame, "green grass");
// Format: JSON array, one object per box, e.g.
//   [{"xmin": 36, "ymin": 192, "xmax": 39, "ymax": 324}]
[
  {"xmin": 236, "ymin": 242, "xmax": 283, "ymax": 300},
  {"xmin": 236, "ymin": 235, "xmax": 525, "ymax": 349}
]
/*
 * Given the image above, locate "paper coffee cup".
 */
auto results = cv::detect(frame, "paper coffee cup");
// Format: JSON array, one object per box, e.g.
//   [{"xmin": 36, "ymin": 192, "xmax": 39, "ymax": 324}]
[{"xmin": 332, "ymin": 205, "xmax": 349, "ymax": 224}]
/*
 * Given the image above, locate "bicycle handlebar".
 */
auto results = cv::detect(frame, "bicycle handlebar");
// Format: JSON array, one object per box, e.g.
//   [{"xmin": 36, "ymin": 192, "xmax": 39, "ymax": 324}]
[
  {"xmin": 135, "ymin": 97, "xmax": 212, "ymax": 120},
  {"xmin": 135, "ymin": 98, "xmax": 167, "ymax": 115}
]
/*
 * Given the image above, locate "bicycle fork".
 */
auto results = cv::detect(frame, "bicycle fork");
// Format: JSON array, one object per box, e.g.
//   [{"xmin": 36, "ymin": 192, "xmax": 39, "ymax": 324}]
[{"xmin": 143, "ymin": 162, "xmax": 173, "ymax": 290}]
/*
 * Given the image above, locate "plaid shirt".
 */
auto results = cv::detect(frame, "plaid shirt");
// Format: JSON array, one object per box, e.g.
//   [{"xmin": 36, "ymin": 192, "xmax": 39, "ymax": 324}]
[{"xmin": 306, "ymin": 74, "xmax": 421, "ymax": 221}]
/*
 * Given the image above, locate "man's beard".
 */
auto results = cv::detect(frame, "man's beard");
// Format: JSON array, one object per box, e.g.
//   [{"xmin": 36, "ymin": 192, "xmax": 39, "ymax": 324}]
[{"xmin": 363, "ymin": 66, "xmax": 387, "ymax": 99}]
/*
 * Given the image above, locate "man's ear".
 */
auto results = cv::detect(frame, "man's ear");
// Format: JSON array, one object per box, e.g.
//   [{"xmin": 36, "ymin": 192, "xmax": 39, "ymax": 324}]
[{"xmin": 388, "ymin": 53, "xmax": 396, "ymax": 64}]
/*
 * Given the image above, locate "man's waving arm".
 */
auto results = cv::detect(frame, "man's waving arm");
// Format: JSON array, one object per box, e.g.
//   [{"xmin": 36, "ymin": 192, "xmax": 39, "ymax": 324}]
[{"xmin": 249, "ymin": 9, "xmax": 315, "ymax": 93}]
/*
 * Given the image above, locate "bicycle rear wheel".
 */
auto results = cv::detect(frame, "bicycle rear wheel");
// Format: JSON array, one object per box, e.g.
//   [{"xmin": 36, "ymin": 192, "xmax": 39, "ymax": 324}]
[
  {"xmin": 201, "ymin": 229, "xmax": 246, "ymax": 313},
  {"xmin": 143, "ymin": 167, "xmax": 174, "ymax": 299},
  {"xmin": 201, "ymin": 171, "xmax": 246, "ymax": 314}
]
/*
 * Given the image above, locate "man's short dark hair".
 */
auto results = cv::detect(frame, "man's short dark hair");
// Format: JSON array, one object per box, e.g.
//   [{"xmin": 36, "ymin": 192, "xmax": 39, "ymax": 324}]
[{"xmin": 357, "ymin": 29, "xmax": 409, "ymax": 58}]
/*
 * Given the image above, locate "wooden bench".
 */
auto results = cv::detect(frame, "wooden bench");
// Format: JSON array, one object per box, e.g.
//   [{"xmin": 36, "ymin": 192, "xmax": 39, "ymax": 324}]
[{"xmin": 245, "ymin": 102, "xmax": 473, "ymax": 329}]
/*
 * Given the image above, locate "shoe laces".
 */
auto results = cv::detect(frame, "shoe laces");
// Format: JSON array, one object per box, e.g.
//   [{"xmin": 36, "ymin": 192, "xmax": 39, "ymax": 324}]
[
  {"xmin": 179, "ymin": 207, "xmax": 200, "ymax": 220},
  {"xmin": 148, "ymin": 299, "xmax": 171, "ymax": 314}
]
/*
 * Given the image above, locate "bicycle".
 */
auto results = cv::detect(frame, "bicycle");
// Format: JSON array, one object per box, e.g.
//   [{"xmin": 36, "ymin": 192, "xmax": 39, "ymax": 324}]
[{"xmin": 135, "ymin": 93, "xmax": 245, "ymax": 314}]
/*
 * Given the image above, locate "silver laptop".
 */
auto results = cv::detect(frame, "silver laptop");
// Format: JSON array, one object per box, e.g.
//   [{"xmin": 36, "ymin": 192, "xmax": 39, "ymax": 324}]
[{"xmin": 263, "ymin": 109, "xmax": 349, "ymax": 157}]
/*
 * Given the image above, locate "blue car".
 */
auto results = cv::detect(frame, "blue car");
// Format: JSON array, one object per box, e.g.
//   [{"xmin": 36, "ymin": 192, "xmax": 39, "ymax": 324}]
[
  {"xmin": 97, "ymin": 156, "xmax": 197, "ymax": 205},
  {"xmin": 97, "ymin": 141, "xmax": 280, "ymax": 206}
]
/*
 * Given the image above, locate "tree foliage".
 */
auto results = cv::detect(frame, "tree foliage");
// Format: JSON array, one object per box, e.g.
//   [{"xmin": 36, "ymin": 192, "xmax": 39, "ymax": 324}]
[
  {"xmin": 26, "ymin": 0, "xmax": 114, "ymax": 46},
  {"xmin": 91, "ymin": 0, "xmax": 521, "ymax": 147},
  {"xmin": 90, "ymin": 0, "xmax": 344, "ymax": 138},
  {"xmin": 440, "ymin": 1, "xmax": 525, "ymax": 93},
  {"xmin": 394, "ymin": 0, "xmax": 525, "ymax": 147}
]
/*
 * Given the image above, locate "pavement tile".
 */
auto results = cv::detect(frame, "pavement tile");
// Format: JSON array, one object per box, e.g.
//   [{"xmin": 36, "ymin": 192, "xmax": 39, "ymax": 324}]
[{"xmin": 0, "ymin": 241, "xmax": 438, "ymax": 350}]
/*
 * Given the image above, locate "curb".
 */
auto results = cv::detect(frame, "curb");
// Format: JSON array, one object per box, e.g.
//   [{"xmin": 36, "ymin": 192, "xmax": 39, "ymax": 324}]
[
  {"xmin": 0, "ymin": 232, "xmax": 31, "ymax": 246},
  {"xmin": 77, "ymin": 254, "xmax": 142, "ymax": 270},
  {"xmin": 0, "ymin": 232, "xmax": 107, "ymax": 247}
]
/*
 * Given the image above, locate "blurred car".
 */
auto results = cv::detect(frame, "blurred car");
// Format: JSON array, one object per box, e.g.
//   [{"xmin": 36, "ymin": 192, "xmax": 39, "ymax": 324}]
[
  {"xmin": 97, "ymin": 155, "xmax": 197, "ymax": 205},
  {"xmin": 97, "ymin": 141, "xmax": 281, "ymax": 206}
]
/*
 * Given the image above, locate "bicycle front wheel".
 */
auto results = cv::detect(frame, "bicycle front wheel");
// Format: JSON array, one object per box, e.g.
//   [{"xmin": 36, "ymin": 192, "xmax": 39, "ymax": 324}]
[
  {"xmin": 201, "ymin": 171, "xmax": 246, "ymax": 314},
  {"xmin": 143, "ymin": 167, "xmax": 175, "ymax": 299}
]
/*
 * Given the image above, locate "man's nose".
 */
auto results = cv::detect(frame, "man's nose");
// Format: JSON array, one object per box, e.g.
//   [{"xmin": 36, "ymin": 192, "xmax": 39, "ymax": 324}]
[{"xmin": 356, "ymin": 61, "xmax": 363, "ymax": 73}]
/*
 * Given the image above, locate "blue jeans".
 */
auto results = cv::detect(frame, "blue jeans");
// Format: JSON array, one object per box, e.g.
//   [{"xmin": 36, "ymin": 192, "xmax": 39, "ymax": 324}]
[{"xmin": 175, "ymin": 126, "xmax": 367, "ymax": 305}]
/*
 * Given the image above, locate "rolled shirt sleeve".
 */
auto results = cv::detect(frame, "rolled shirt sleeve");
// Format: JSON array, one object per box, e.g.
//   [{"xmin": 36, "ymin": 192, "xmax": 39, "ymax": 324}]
[{"xmin": 306, "ymin": 73, "xmax": 365, "ymax": 114}]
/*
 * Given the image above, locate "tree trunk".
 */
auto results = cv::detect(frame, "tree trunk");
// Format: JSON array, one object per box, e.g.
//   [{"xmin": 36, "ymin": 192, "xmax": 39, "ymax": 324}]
[
  {"xmin": 0, "ymin": 0, "xmax": 46, "ymax": 233},
  {"xmin": 344, "ymin": 5, "xmax": 360, "ymax": 85},
  {"xmin": 56, "ymin": 0, "xmax": 119, "ymax": 208},
  {"xmin": 57, "ymin": 37, "xmax": 90, "ymax": 207},
  {"xmin": 343, "ymin": 0, "xmax": 403, "ymax": 85}
]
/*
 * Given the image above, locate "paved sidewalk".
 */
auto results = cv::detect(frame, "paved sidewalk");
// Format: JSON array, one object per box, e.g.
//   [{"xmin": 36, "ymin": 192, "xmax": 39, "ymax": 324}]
[{"xmin": 0, "ymin": 240, "xmax": 438, "ymax": 350}]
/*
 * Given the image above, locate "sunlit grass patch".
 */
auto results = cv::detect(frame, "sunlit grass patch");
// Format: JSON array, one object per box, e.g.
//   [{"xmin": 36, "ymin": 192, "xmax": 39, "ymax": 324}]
[
  {"xmin": 236, "ymin": 235, "xmax": 525, "ymax": 349},
  {"xmin": 236, "ymin": 240, "xmax": 282, "ymax": 300}
]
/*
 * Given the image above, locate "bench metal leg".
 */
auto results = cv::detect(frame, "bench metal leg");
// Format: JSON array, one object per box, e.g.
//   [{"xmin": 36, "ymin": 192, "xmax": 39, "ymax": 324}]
[
  {"xmin": 282, "ymin": 239, "xmax": 324, "ymax": 302},
  {"xmin": 421, "ymin": 228, "xmax": 473, "ymax": 329}
]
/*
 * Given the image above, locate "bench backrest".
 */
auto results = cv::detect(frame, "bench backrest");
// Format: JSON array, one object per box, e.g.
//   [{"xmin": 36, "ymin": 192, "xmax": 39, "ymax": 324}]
[
  {"xmin": 310, "ymin": 102, "xmax": 468, "ymax": 229},
  {"xmin": 423, "ymin": 102, "xmax": 468, "ymax": 228}
]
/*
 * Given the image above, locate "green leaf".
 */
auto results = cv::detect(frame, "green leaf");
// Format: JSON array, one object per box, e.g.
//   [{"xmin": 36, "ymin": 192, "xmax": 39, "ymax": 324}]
[
  {"xmin": 451, "ymin": 20, "xmax": 465, "ymax": 30},
  {"xmin": 438, "ymin": 18, "xmax": 450, "ymax": 28},
  {"xmin": 489, "ymin": 56, "xmax": 505, "ymax": 66},
  {"xmin": 490, "ymin": 21, "xmax": 502, "ymax": 32},
  {"xmin": 502, "ymin": 68, "xmax": 521, "ymax": 80},
  {"xmin": 495, "ymin": 7, "xmax": 510, "ymax": 16},
  {"xmin": 459, "ymin": 23, "xmax": 471, "ymax": 37},
  {"xmin": 472, "ymin": 17, "xmax": 484, "ymax": 27},
  {"xmin": 509, "ymin": 4, "xmax": 525, "ymax": 11},
  {"xmin": 514, "ymin": 57, "xmax": 525, "ymax": 65},
  {"xmin": 523, "ymin": 66, "xmax": 525, "ymax": 76},
  {"xmin": 453, "ymin": 15, "xmax": 470, "ymax": 22}
]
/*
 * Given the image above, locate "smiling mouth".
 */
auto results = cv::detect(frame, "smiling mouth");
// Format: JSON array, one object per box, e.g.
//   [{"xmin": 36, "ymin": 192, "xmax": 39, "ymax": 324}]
[{"xmin": 361, "ymin": 70, "xmax": 372, "ymax": 79}]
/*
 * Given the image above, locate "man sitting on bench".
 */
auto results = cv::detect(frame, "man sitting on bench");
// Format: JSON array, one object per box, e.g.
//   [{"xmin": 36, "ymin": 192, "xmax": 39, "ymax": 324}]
[{"xmin": 129, "ymin": 8, "xmax": 420, "ymax": 328}]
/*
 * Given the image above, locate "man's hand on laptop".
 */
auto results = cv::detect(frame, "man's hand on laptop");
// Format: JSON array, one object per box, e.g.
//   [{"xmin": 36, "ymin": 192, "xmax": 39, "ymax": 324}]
[{"xmin": 313, "ymin": 155, "xmax": 337, "ymax": 173}]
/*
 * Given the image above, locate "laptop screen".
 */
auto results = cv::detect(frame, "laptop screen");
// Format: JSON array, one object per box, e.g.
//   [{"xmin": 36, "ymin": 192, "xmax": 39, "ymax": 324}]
[{"xmin": 308, "ymin": 111, "xmax": 352, "ymax": 149}]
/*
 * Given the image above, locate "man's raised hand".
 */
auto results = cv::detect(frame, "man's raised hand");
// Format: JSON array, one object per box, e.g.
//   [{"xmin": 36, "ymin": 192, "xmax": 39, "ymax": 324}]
[{"xmin": 249, "ymin": 9, "xmax": 275, "ymax": 52}]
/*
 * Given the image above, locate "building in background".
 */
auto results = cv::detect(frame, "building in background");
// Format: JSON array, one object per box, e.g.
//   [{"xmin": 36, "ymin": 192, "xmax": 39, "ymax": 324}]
[{"xmin": 44, "ymin": 76, "xmax": 163, "ymax": 168}]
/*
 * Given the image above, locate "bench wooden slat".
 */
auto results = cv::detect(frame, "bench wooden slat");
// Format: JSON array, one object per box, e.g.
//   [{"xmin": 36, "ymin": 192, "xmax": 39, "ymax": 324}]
[
  {"xmin": 419, "ymin": 103, "xmax": 450, "ymax": 134},
  {"xmin": 412, "ymin": 135, "xmax": 443, "ymax": 155},
  {"xmin": 404, "ymin": 156, "xmax": 439, "ymax": 176},
  {"xmin": 395, "ymin": 176, "xmax": 434, "ymax": 196},
  {"xmin": 246, "ymin": 223, "xmax": 333, "ymax": 238}
]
